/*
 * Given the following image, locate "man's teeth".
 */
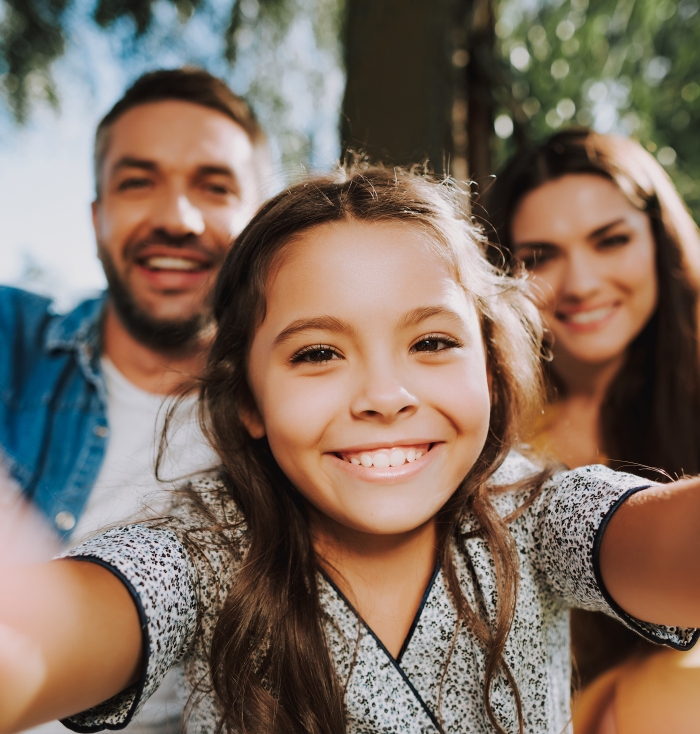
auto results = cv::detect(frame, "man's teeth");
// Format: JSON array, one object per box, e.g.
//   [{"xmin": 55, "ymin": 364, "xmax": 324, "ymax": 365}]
[
  {"xmin": 346, "ymin": 447, "xmax": 424, "ymax": 468},
  {"xmin": 144, "ymin": 256, "xmax": 203, "ymax": 271},
  {"xmin": 564, "ymin": 306, "xmax": 615, "ymax": 325}
]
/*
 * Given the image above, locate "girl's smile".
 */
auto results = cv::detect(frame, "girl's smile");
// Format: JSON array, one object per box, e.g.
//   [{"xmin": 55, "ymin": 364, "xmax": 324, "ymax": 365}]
[
  {"xmin": 328, "ymin": 441, "xmax": 440, "ymax": 484},
  {"xmin": 244, "ymin": 219, "xmax": 492, "ymax": 537}
]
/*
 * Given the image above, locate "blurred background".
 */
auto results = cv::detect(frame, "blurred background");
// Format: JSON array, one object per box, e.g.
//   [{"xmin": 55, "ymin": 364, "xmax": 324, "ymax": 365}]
[{"xmin": 1, "ymin": 0, "xmax": 697, "ymax": 307}]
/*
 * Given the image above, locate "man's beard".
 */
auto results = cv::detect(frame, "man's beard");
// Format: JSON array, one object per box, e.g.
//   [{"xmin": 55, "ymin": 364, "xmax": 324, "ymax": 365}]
[{"xmin": 100, "ymin": 247, "xmax": 213, "ymax": 355}]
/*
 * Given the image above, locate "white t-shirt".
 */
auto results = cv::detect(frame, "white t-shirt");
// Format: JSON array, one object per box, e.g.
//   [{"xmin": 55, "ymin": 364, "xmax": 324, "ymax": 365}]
[{"xmin": 26, "ymin": 357, "xmax": 218, "ymax": 734}]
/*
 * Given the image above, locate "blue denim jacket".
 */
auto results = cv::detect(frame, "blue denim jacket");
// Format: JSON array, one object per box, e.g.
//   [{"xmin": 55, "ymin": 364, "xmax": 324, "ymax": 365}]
[{"xmin": 0, "ymin": 285, "xmax": 109, "ymax": 540}]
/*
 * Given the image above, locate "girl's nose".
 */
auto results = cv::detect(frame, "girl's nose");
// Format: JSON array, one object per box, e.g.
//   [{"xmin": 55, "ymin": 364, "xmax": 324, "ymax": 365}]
[{"xmin": 350, "ymin": 367, "xmax": 419, "ymax": 422}]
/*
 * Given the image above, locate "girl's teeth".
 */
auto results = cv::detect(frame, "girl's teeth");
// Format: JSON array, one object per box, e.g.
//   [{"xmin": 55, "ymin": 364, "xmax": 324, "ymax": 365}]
[
  {"xmin": 373, "ymin": 453, "xmax": 391, "ymax": 469},
  {"xmin": 389, "ymin": 449, "xmax": 405, "ymax": 467},
  {"xmin": 349, "ymin": 447, "xmax": 427, "ymax": 468}
]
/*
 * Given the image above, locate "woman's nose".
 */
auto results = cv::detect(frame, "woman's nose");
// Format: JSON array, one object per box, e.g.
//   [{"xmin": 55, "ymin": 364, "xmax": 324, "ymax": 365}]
[
  {"xmin": 350, "ymin": 365, "xmax": 419, "ymax": 422},
  {"xmin": 561, "ymin": 250, "xmax": 603, "ymax": 299}
]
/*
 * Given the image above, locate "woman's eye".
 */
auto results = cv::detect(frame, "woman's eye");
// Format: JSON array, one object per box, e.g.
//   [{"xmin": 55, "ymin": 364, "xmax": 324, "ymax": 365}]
[
  {"xmin": 410, "ymin": 335, "xmax": 460, "ymax": 353},
  {"xmin": 290, "ymin": 345, "xmax": 341, "ymax": 364},
  {"xmin": 598, "ymin": 234, "xmax": 630, "ymax": 249},
  {"xmin": 515, "ymin": 247, "xmax": 553, "ymax": 270}
]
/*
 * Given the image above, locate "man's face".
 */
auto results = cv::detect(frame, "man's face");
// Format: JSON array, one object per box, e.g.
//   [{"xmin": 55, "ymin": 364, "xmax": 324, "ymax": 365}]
[{"xmin": 93, "ymin": 99, "xmax": 262, "ymax": 352}]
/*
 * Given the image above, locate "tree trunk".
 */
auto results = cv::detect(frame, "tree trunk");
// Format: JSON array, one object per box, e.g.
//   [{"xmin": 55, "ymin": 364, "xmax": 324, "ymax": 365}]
[
  {"xmin": 465, "ymin": 0, "xmax": 495, "ymax": 189},
  {"xmin": 340, "ymin": 0, "xmax": 459, "ymax": 171}
]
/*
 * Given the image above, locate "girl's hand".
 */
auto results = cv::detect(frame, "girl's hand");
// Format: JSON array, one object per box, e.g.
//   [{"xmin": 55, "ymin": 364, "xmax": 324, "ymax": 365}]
[
  {"xmin": 0, "ymin": 623, "xmax": 45, "ymax": 732},
  {"xmin": 0, "ymin": 463, "xmax": 58, "ymax": 568},
  {"xmin": 599, "ymin": 476, "xmax": 700, "ymax": 628},
  {"xmin": 0, "ymin": 464, "xmax": 143, "ymax": 733}
]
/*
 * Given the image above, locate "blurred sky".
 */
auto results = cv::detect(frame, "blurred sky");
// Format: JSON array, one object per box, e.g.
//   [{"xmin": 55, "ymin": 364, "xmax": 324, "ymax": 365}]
[{"xmin": 0, "ymin": 0, "xmax": 344, "ymax": 310}]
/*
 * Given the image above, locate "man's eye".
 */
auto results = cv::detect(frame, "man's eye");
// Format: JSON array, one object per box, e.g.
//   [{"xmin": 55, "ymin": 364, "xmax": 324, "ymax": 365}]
[
  {"xmin": 290, "ymin": 345, "xmax": 341, "ymax": 364},
  {"xmin": 205, "ymin": 183, "xmax": 232, "ymax": 195},
  {"xmin": 410, "ymin": 335, "xmax": 460, "ymax": 353},
  {"xmin": 118, "ymin": 178, "xmax": 152, "ymax": 191}
]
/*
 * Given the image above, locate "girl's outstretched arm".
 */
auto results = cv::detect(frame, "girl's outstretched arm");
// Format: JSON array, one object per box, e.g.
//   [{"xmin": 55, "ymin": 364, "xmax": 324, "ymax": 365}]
[
  {"xmin": 599, "ymin": 476, "xmax": 700, "ymax": 628},
  {"xmin": 0, "ymin": 559, "xmax": 142, "ymax": 733}
]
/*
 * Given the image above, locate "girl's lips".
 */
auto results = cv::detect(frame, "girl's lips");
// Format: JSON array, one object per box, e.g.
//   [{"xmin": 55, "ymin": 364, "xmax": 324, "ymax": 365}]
[
  {"xmin": 327, "ymin": 442, "xmax": 442, "ymax": 484},
  {"xmin": 338, "ymin": 443, "xmax": 431, "ymax": 468}
]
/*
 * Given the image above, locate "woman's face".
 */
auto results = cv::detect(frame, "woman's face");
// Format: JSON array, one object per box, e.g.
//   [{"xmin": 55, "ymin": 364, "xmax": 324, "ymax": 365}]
[
  {"xmin": 511, "ymin": 174, "xmax": 658, "ymax": 370},
  {"xmin": 245, "ymin": 220, "xmax": 491, "ymax": 538}
]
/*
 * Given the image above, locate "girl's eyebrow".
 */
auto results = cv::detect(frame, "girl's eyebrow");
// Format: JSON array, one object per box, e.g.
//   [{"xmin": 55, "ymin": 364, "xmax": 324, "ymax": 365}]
[
  {"xmin": 397, "ymin": 305, "xmax": 465, "ymax": 330},
  {"xmin": 272, "ymin": 306, "xmax": 464, "ymax": 348},
  {"xmin": 273, "ymin": 316, "xmax": 356, "ymax": 347}
]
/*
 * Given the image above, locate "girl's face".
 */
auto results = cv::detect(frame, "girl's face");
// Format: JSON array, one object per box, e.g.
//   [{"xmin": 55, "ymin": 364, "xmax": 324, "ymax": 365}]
[
  {"xmin": 245, "ymin": 221, "xmax": 491, "ymax": 537},
  {"xmin": 511, "ymin": 174, "xmax": 658, "ymax": 369}
]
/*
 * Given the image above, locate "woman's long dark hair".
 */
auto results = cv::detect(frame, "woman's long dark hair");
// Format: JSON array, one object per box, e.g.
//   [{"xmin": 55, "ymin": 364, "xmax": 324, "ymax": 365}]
[
  {"xmin": 181, "ymin": 165, "xmax": 549, "ymax": 733},
  {"xmin": 482, "ymin": 128, "xmax": 700, "ymax": 480}
]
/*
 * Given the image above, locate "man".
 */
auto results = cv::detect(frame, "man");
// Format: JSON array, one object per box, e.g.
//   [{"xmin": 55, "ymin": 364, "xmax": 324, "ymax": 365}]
[{"xmin": 0, "ymin": 67, "xmax": 269, "ymax": 731}]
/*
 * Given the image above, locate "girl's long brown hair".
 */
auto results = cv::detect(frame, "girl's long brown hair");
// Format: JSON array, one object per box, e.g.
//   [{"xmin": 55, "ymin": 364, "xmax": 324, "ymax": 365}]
[
  {"xmin": 184, "ymin": 165, "xmax": 548, "ymax": 733},
  {"xmin": 482, "ymin": 128, "xmax": 700, "ymax": 480}
]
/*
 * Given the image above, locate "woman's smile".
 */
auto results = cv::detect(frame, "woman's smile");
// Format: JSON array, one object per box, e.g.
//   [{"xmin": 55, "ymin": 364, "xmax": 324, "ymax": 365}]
[
  {"xmin": 555, "ymin": 301, "xmax": 620, "ymax": 333},
  {"xmin": 512, "ymin": 174, "xmax": 658, "ymax": 367}
]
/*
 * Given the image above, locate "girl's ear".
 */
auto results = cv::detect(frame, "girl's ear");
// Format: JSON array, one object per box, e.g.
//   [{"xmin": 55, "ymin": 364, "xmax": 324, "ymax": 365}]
[{"xmin": 240, "ymin": 405, "xmax": 266, "ymax": 439}]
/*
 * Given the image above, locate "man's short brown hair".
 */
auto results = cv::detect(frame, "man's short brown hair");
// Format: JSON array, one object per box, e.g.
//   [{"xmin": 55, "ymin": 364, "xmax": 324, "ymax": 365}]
[{"xmin": 94, "ymin": 67, "xmax": 267, "ymax": 198}]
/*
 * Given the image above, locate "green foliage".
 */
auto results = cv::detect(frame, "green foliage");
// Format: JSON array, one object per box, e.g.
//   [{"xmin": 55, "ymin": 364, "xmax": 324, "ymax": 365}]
[
  {"xmin": 93, "ymin": 0, "xmax": 203, "ymax": 35},
  {"xmin": 0, "ymin": 0, "xmax": 69, "ymax": 121},
  {"xmin": 493, "ymin": 0, "xmax": 700, "ymax": 220},
  {"xmin": 0, "ymin": 0, "xmax": 301, "ymax": 122}
]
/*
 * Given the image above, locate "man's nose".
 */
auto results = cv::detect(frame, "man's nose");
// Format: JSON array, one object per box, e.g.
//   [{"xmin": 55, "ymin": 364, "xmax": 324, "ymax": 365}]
[
  {"xmin": 350, "ymin": 361, "xmax": 419, "ymax": 422},
  {"xmin": 155, "ymin": 192, "xmax": 206, "ymax": 236}
]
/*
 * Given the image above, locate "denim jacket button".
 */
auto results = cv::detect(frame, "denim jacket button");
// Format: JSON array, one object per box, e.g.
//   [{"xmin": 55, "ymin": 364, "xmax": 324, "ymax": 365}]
[
  {"xmin": 94, "ymin": 425, "xmax": 109, "ymax": 438},
  {"xmin": 55, "ymin": 511, "xmax": 76, "ymax": 531}
]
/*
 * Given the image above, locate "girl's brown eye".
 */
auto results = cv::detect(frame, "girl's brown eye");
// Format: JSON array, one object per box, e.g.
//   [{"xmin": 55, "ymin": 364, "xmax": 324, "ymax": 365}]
[
  {"xmin": 413, "ymin": 339, "xmax": 441, "ymax": 352},
  {"xmin": 411, "ymin": 336, "xmax": 460, "ymax": 353},
  {"xmin": 290, "ymin": 345, "xmax": 341, "ymax": 364}
]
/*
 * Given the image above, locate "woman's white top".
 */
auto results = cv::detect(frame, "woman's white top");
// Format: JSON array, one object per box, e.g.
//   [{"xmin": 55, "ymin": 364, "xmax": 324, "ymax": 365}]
[{"xmin": 61, "ymin": 453, "xmax": 698, "ymax": 734}]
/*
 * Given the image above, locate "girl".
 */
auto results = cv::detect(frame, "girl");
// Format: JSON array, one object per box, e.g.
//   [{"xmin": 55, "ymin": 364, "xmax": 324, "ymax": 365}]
[
  {"xmin": 1, "ymin": 166, "xmax": 700, "ymax": 734},
  {"xmin": 482, "ymin": 129, "xmax": 700, "ymax": 732}
]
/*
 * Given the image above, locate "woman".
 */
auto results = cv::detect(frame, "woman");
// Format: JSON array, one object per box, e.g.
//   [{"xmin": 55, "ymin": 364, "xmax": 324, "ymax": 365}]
[{"xmin": 483, "ymin": 128, "xmax": 700, "ymax": 733}]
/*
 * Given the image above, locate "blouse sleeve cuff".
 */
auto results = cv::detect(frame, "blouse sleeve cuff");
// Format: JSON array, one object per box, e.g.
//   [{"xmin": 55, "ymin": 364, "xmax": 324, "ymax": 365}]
[
  {"xmin": 592, "ymin": 487, "xmax": 700, "ymax": 651},
  {"xmin": 57, "ymin": 526, "xmax": 198, "ymax": 731}
]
